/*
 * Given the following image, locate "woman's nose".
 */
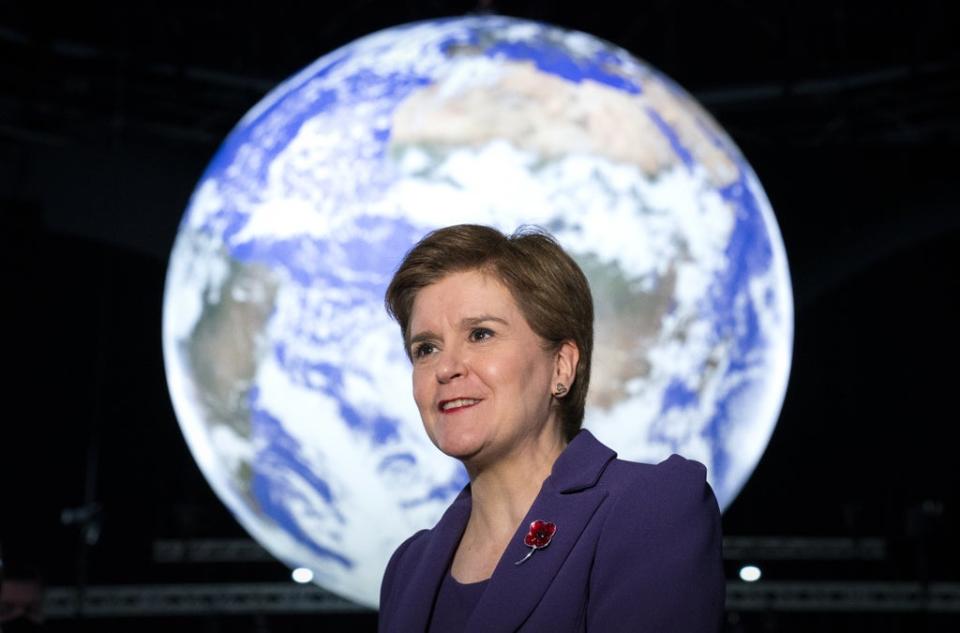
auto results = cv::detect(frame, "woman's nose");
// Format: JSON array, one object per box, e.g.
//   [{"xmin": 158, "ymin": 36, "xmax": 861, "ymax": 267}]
[{"xmin": 436, "ymin": 349, "xmax": 467, "ymax": 383}]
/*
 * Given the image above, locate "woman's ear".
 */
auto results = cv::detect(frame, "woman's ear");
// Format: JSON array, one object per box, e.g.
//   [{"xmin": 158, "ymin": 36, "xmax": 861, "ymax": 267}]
[{"xmin": 554, "ymin": 340, "xmax": 580, "ymax": 394}]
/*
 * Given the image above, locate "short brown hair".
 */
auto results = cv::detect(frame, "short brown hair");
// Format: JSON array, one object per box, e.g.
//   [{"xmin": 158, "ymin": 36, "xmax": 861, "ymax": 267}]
[{"xmin": 385, "ymin": 224, "xmax": 594, "ymax": 440}]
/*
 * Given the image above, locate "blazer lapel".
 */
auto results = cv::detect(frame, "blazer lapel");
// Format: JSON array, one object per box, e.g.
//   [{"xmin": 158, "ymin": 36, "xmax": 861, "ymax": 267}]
[
  {"xmin": 464, "ymin": 431, "xmax": 616, "ymax": 633},
  {"xmin": 392, "ymin": 486, "xmax": 472, "ymax": 632}
]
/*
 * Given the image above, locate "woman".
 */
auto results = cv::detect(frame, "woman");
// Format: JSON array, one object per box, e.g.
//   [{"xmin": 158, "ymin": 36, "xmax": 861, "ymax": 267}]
[{"xmin": 379, "ymin": 224, "xmax": 724, "ymax": 632}]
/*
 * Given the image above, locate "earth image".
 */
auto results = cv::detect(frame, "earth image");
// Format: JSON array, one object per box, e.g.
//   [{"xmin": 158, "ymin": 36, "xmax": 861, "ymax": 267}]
[{"xmin": 162, "ymin": 15, "xmax": 793, "ymax": 607}]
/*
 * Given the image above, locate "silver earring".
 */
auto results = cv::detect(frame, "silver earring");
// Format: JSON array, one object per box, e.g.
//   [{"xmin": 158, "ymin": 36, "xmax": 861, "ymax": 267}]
[{"xmin": 554, "ymin": 382, "xmax": 568, "ymax": 397}]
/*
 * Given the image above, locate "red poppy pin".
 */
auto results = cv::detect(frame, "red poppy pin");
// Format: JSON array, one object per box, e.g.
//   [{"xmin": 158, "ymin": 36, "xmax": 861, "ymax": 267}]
[{"xmin": 514, "ymin": 520, "xmax": 557, "ymax": 565}]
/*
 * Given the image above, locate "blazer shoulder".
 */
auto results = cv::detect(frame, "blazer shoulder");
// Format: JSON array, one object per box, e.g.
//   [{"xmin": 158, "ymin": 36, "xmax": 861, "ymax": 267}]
[
  {"xmin": 379, "ymin": 528, "xmax": 430, "ymax": 608},
  {"xmin": 395, "ymin": 527, "xmax": 432, "ymax": 558},
  {"xmin": 599, "ymin": 453, "xmax": 717, "ymax": 527},
  {"xmin": 603, "ymin": 452, "xmax": 709, "ymax": 494},
  {"xmin": 589, "ymin": 454, "xmax": 725, "ymax": 631},
  {"xmin": 385, "ymin": 528, "xmax": 431, "ymax": 575}
]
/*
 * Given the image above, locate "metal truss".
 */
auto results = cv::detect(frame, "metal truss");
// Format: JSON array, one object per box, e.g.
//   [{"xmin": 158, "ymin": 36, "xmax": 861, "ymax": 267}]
[
  {"xmin": 44, "ymin": 581, "xmax": 960, "ymax": 618},
  {"xmin": 151, "ymin": 537, "xmax": 887, "ymax": 563},
  {"xmin": 40, "ymin": 538, "xmax": 936, "ymax": 618},
  {"xmin": 728, "ymin": 581, "xmax": 960, "ymax": 613},
  {"xmin": 722, "ymin": 536, "xmax": 886, "ymax": 560},
  {"xmin": 153, "ymin": 539, "xmax": 276, "ymax": 563},
  {"xmin": 44, "ymin": 583, "xmax": 370, "ymax": 618}
]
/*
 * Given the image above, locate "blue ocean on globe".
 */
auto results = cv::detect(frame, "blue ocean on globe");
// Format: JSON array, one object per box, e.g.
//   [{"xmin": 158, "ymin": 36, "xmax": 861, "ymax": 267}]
[{"xmin": 162, "ymin": 15, "xmax": 793, "ymax": 606}]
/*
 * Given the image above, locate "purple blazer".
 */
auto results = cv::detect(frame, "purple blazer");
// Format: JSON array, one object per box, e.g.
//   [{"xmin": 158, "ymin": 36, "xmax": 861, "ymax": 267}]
[{"xmin": 378, "ymin": 429, "xmax": 725, "ymax": 632}]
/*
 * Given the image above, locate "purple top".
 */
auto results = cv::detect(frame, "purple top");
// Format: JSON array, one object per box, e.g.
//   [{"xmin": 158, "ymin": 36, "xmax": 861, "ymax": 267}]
[
  {"xmin": 428, "ymin": 572, "xmax": 490, "ymax": 632},
  {"xmin": 379, "ymin": 430, "xmax": 725, "ymax": 632}
]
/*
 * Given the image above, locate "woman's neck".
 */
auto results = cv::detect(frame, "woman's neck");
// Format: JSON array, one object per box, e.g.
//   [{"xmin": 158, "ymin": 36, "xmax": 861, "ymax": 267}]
[
  {"xmin": 465, "ymin": 427, "xmax": 567, "ymax": 540},
  {"xmin": 450, "ymin": 424, "xmax": 567, "ymax": 582}
]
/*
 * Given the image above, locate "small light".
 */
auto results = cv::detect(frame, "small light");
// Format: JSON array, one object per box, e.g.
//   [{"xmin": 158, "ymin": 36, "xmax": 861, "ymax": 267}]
[
  {"xmin": 739, "ymin": 565, "xmax": 761, "ymax": 582},
  {"xmin": 292, "ymin": 567, "xmax": 314, "ymax": 584}
]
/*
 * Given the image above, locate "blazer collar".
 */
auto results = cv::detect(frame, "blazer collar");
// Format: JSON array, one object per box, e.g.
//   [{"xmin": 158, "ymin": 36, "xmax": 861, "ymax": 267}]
[
  {"xmin": 547, "ymin": 429, "xmax": 618, "ymax": 493},
  {"xmin": 464, "ymin": 430, "xmax": 617, "ymax": 633},
  {"xmin": 394, "ymin": 430, "xmax": 617, "ymax": 633}
]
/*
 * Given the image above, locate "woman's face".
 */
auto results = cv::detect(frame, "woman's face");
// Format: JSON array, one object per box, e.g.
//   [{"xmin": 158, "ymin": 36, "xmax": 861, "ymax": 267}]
[{"xmin": 408, "ymin": 269, "xmax": 574, "ymax": 466}]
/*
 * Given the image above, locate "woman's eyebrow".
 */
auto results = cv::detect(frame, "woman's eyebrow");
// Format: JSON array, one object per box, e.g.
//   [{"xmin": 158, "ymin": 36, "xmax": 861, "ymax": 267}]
[
  {"xmin": 409, "ymin": 316, "xmax": 509, "ymax": 347},
  {"xmin": 461, "ymin": 315, "xmax": 509, "ymax": 328},
  {"xmin": 408, "ymin": 330, "xmax": 439, "ymax": 347}
]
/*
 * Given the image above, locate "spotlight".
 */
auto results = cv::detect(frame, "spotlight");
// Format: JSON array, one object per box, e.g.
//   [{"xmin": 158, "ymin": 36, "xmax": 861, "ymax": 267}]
[
  {"xmin": 292, "ymin": 567, "xmax": 314, "ymax": 584},
  {"xmin": 739, "ymin": 565, "xmax": 761, "ymax": 582}
]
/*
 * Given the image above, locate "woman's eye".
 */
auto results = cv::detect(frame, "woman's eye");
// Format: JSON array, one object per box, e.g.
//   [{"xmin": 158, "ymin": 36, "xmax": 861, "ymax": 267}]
[
  {"xmin": 470, "ymin": 327, "xmax": 494, "ymax": 342},
  {"xmin": 413, "ymin": 342, "xmax": 436, "ymax": 359}
]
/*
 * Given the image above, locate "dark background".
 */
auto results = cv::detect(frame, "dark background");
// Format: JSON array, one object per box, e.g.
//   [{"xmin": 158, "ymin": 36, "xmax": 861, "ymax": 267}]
[{"xmin": 2, "ymin": 0, "xmax": 958, "ymax": 631}]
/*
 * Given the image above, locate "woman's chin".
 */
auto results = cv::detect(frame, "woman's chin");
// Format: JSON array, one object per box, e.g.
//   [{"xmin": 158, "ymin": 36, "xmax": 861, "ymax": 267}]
[{"xmin": 434, "ymin": 434, "xmax": 486, "ymax": 462}]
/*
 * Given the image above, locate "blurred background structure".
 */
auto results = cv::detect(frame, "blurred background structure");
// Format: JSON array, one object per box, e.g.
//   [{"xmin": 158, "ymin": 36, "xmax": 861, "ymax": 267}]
[{"xmin": 2, "ymin": 1, "xmax": 958, "ymax": 631}]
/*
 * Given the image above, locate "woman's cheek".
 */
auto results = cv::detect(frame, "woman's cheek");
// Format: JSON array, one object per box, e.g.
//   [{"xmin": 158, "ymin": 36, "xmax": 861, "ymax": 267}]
[{"xmin": 411, "ymin": 370, "xmax": 430, "ymax": 412}]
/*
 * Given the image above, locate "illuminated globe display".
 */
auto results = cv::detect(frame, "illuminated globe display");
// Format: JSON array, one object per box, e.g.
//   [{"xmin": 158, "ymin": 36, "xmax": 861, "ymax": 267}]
[{"xmin": 162, "ymin": 16, "xmax": 793, "ymax": 607}]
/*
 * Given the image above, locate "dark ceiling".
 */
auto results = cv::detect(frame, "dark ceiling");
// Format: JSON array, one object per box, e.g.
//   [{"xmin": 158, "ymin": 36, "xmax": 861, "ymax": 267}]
[
  {"xmin": 1, "ymin": 1, "xmax": 959, "ymax": 630},
  {"xmin": 2, "ymin": 1, "xmax": 958, "ymax": 153}
]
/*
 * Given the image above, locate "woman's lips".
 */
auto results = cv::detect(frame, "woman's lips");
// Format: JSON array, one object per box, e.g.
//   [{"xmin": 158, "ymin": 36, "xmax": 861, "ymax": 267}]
[{"xmin": 438, "ymin": 398, "xmax": 481, "ymax": 413}]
